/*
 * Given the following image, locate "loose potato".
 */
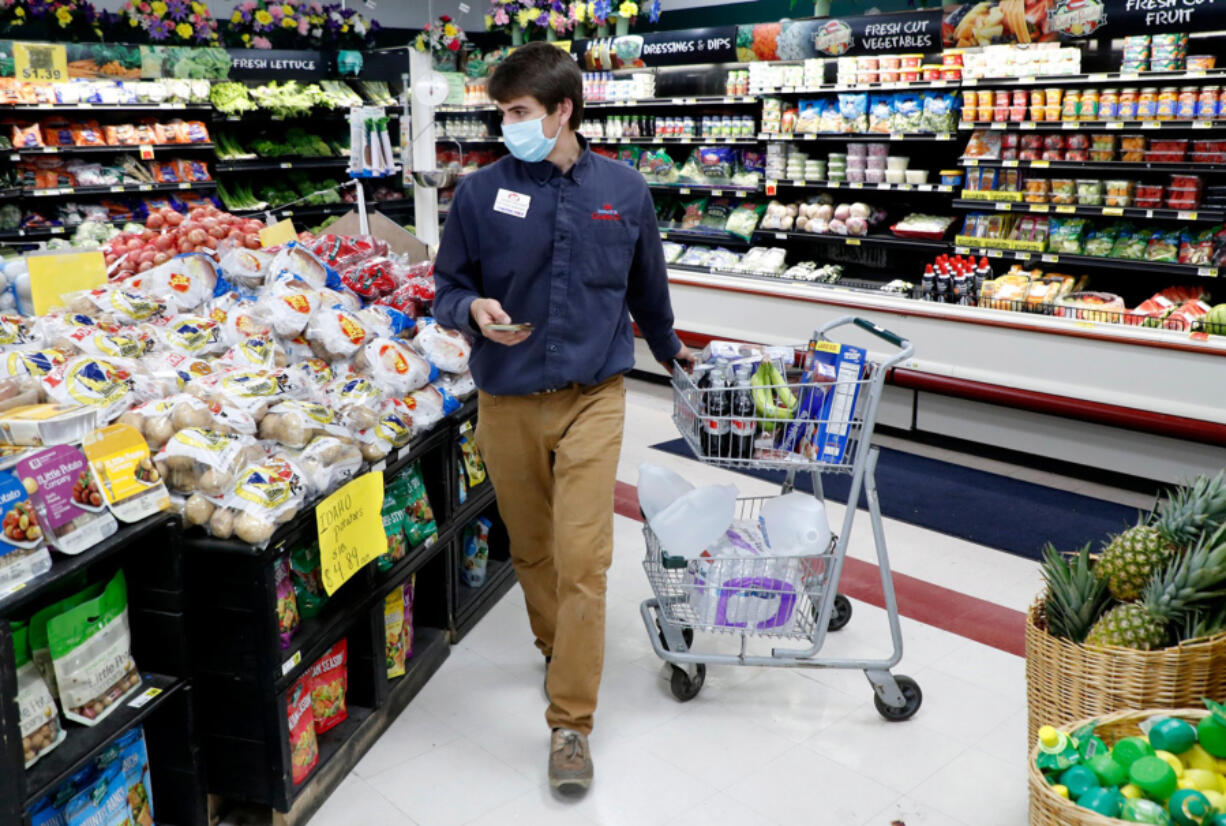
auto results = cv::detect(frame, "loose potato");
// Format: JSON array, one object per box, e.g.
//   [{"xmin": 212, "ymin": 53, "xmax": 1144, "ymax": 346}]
[
  {"xmin": 208, "ymin": 507, "xmax": 234, "ymax": 539},
  {"xmin": 257, "ymin": 413, "xmax": 282, "ymax": 441},
  {"xmin": 184, "ymin": 493, "xmax": 214, "ymax": 526}
]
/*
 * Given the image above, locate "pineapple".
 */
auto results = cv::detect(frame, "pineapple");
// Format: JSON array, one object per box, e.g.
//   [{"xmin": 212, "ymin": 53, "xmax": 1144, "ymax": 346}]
[
  {"xmin": 1096, "ymin": 473, "xmax": 1226, "ymax": 602},
  {"xmin": 1086, "ymin": 522, "xmax": 1226, "ymax": 650},
  {"xmin": 1040, "ymin": 543, "xmax": 1115, "ymax": 643}
]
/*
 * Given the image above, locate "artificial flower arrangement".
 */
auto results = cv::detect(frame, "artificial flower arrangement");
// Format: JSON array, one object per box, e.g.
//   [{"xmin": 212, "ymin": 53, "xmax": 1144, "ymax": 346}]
[
  {"xmin": 414, "ymin": 13, "xmax": 466, "ymax": 55},
  {"xmin": 486, "ymin": 0, "xmax": 660, "ymax": 36},
  {"xmin": 0, "ymin": 0, "xmax": 114, "ymax": 41},
  {"xmin": 224, "ymin": 0, "xmax": 377, "ymax": 49},
  {"xmin": 118, "ymin": 0, "xmax": 218, "ymax": 44}
]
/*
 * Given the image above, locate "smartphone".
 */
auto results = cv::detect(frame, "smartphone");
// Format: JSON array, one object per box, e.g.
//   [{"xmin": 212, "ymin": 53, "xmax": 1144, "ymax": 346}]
[{"xmin": 486, "ymin": 322, "xmax": 534, "ymax": 333}]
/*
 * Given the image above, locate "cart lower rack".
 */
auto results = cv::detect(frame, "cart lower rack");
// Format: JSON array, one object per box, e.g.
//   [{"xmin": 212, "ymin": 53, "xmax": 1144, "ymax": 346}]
[{"xmin": 640, "ymin": 316, "xmax": 922, "ymax": 721}]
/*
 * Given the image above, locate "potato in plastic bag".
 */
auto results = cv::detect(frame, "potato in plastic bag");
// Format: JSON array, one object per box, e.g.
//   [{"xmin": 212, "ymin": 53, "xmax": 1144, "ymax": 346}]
[
  {"xmin": 147, "ymin": 252, "xmax": 219, "ymax": 312},
  {"xmin": 193, "ymin": 369, "xmax": 286, "ymax": 418},
  {"xmin": 221, "ymin": 454, "xmax": 307, "ymax": 546},
  {"xmin": 260, "ymin": 274, "xmax": 321, "ymax": 338},
  {"xmin": 413, "ymin": 319, "xmax": 471, "ymax": 374},
  {"xmin": 306, "ymin": 306, "xmax": 372, "ymax": 361},
  {"xmin": 353, "ymin": 337, "xmax": 435, "ymax": 397},
  {"xmin": 268, "ymin": 242, "xmax": 340, "ymax": 291},
  {"xmin": 218, "ymin": 244, "xmax": 275, "ymax": 289},
  {"xmin": 285, "ymin": 435, "xmax": 362, "ymax": 498},
  {"xmin": 153, "ymin": 313, "xmax": 226, "ymax": 357},
  {"xmin": 156, "ymin": 426, "xmax": 258, "ymax": 505},
  {"xmin": 355, "ymin": 399, "xmax": 414, "ymax": 462},
  {"xmin": 217, "ymin": 335, "xmax": 284, "ymax": 371},
  {"xmin": 41, "ymin": 355, "xmax": 139, "ymax": 423},
  {"xmin": 0, "ymin": 314, "xmax": 45, "ymax": 352},
  {"xmin": 63, "ymin": 325, "xmax": 153, "ymax": 360},
  {"xmin": 325, "ymin": 374, "xmax": 384, "ymax": 431},
  {"xmin": 65, "ymin": 285, "xmax": 167, "ymax": 325},
  {"xmin": 259, "ymin": 400, "xmax": 350, "ymax": 449},
  {"xmin": 11, "ymin": 622, "xmax": 65, "ymax": 768}
]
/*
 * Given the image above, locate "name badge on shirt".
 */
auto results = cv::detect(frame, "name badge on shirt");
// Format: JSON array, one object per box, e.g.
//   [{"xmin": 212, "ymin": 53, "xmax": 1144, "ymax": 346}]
[{"xmin": 493, "ymin": 188, "xmax": 531, "ymax": 219}]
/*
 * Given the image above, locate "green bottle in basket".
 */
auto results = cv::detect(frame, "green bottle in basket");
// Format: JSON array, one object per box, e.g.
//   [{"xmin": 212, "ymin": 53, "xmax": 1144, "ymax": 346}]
[
  {"xmin": 1037, "ymin": 725, "xmax": 1082, "ymax": 774},
  {"xmin": 1199, "ymin": 701, "xmax": 1226, "ymax": 758},
  {"xmin": 1167, "ymin": 789, "xmax": 1214, "ymax": 826},
  {"xmin": 1078, "ymin": 786, "xmax": 1125, "ymax": 818},
  {"xmin": 1121, "ymin": 798, "xmax": 1173, "ymax": 825}
]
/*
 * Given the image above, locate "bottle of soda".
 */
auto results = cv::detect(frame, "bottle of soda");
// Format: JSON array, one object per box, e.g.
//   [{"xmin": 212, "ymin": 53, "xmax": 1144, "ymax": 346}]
[
  {"xmin": 729, "ymin": 364, "xmax": 756, "ymax": 460},
  {"xmin": 701, "ymin": 368, "xmax": 731, "ymax": 458}
]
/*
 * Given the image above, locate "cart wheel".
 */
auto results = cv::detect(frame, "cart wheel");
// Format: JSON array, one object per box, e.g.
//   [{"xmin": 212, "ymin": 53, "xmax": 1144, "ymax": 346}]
[
  {"xmin": 669, "ymin": 664, "xmax": 705, "ymax": 702},
  {"xmin": 827, "ymin": 594, "xmax": 852, "ymax": 631},
  {"xmin": 655, "ymin": 622, "xmax": 694, "ymax": 651},
  {"xmin": 873, "ymin": 675, "xmax": 922, "ymax": 722}
]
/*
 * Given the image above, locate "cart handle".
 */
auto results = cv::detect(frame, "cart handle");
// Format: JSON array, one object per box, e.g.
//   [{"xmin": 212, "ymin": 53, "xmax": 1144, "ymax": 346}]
[
  {"xmin": 852, "ymin": 317, "xmax": 907, "ymax": 348},
  {"xmin": 815, "ymin": 315, "xmax": 914, "ymax": 360}
]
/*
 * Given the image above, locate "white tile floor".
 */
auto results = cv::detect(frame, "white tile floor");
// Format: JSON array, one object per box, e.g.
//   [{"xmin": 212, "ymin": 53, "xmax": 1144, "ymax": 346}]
[{"xmin": 305, "ymin": 379, "xmax": 1085, "ymax": 826}]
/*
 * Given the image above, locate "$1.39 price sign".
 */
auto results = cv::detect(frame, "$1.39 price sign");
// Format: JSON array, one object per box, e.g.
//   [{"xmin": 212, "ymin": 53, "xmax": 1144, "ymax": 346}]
[
  {"xmin": 318, "ymin": 472, "xmax": 386, "ymax": 596},
  {"xmin": 13, "ymin": 43, "xmax": 67, "ymax": 83}
]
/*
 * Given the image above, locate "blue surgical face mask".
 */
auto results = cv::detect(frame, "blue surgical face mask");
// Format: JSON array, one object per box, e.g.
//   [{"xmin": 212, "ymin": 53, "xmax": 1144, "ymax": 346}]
[{"xmin": 502, "ymin": 113, "xmax": 559, "ymax": 163}]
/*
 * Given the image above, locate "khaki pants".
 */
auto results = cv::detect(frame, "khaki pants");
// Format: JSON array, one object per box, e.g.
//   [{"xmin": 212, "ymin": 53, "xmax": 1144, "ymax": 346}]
[{"xmin": 475, "ymin": 374, "xmax": 625, "ymax": 735}]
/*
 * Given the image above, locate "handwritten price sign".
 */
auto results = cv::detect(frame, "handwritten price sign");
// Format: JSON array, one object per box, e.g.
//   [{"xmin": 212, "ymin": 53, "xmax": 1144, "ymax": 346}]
[{"xmin": 318, "ymin": 472, "xmax": 385, "ymax": 596}]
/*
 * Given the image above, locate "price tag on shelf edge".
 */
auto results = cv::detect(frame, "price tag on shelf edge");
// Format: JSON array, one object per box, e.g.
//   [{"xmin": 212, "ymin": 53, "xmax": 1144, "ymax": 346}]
[
  {"xmin": 846, "ymin": 238, "xmax": 861, "ymax": 246},
  {"xmin": 281, "ymin": 650, "xmax": 301, "ymax": 677},
  {"xmin": 1031, "ymin": 160, "xmax": 1050, "ymax": 168},
  {"xmin": 127, "ymin": 686, "xmax": 163, "ymax": 709},
  {"xmin": 1198, "ymin": 267, "xmax": 1218, "ymax": 277},
  {"xmin": 1042, "ymin": 253, "xmax": 1060, "ymax": 263},
  {"xmin": 318, "ymin": 472, "xmax": 386, "ymax": 597}
]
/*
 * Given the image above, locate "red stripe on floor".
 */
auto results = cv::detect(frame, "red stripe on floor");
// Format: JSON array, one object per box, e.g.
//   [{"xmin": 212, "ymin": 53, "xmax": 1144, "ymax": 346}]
[{"xmin": 613, "ymin": 480, "xmax": 1026, "ymax": 657}]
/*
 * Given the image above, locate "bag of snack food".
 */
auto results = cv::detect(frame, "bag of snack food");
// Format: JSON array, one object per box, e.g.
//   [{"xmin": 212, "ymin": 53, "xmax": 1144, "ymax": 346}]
[
  {"xmin": 290, "ymin": 542, "xmax": 327, "ymax": 619},
  {"xmin": 308, "ymin": 638, "xmax": 347, "ymax": 734},
  {"xmin": 64, "ymin": 763, "xmax": 129, "ymax": 826},
  {"xmin": 384, "ymin": 587, "xmax": 406, "ymax": 679},
  {"xmin": 47, "ymin": 569, "xmax": 143, "ymax": 726},
  {"xmin": 402, "ymin": 575, "xmax": 416, "ymax": 662},
  {"xmin": 376, "ymin": 476, "xmax": 409, "ymax": 572},
  {"xmin": 95, "ymin": 727, "xmax": 154, "ymax": 826},
  {"xmin": 286, "ymin": 674, "xmax": 318, "ymax": 785},
  {"xmin": 275, "ymin": 554, "xmax": 299, "ymax": 649},
  {"xmin": 12, "ymin": 620, "xmax": 65, "ymax": 768},
  {"xmin": 402, "ymin": 462, "xmax": 437, "ymax": 548},
  {"xmin": 458, "ymin": 420, "xmax": 486, "ymax": 488},
  {"xmin": 460, "ymin": 517, "xmax": 491, "ymax": 587}
]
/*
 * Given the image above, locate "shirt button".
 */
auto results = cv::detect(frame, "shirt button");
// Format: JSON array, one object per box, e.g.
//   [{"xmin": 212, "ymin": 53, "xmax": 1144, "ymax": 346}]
[{"xmin": 549, "ymin": 345, "xmax": 559, "ymax": 352}]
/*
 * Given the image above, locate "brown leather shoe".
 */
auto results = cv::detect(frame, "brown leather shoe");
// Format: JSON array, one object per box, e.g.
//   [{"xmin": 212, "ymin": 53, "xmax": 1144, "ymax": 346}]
[{"xmin": 549, "ymin": 728, "xmax": 593, "ymax": 791}]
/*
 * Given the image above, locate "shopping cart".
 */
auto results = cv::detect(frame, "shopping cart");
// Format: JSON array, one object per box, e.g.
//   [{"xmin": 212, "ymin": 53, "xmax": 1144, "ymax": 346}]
[{"xmin": 640, "ymin": 315, "xmax": 922, "ymax": 721}]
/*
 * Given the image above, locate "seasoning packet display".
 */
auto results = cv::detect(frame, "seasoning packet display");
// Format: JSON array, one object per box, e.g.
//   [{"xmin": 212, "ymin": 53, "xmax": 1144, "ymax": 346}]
[
  {"xmin": 402, "ymin": 462, "xmax": 437, "ymax": 548},
  {"xmin": 94, "ymin": 727, "xmax": 154, "ymax": 826},
  {"xmin": 47, "ymin": 569, "xmax": 143, "ymax": 726},
  {"xmin": 81, "ymin": 423, "xmax": 170, "ymax": 523},
  {"xmin": 308, "ymin": 637, "xmax": 347, "ymax": 734},
  {"xmin": 12, "ymin": 620, "xmax": 65, "ymax": 768},
  {"xmin": 290, "ymin": 541, "xmax": 327, "ymax": 619},
  {"xmin": 460, "ymin": 517, "xmax": 491, "ymax": 588},
  {"xmin": 286, "ymin": 674, "xmax": 318, "ymax": 785},
  {"xmin": 18, "ymin": 445, "xmax": 118, "ymax": 555},
  {"xmin": 384, "ymin": 587, "xmax": 406, "ymax": 679},
  {"xmin": 275, "ymin": 554, "xmax": 299, "ymax": 649},
  {"xmin": 377, "ymin": 476, "xmax": 408, "ymax": 572},
  {"xmin": 457, "ymin": 420, "xmax": 486, "ymax": 488}
]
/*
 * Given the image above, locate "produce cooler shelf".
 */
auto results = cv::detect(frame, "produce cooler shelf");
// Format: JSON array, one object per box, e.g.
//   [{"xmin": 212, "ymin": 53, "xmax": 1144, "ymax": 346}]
[
  {"xmin": 214, "ymin": 157, "xmax": 349, "ymax": 173},
  {"xmin": 950, "ymin": 199, "xmax": 1226, "ymax": 223},
  {"xmin": 752, "ymin": 230, "xmax": 951, "ymax": 251},
  {"xmin": 660, "ymin": 228, "xmax": 752, "ymax": 247},
  {"xmin": 1, "ymin": 103, "xmax": 213, "ymax": 112},
  {"xmin": 961, "ymin": 69, "xmax": 1226, "ymax": 88},
  {"xmin": 15, "ymin": 181, "xmax": 218, "ymax": 199},
  {"xmin": 769, "ymin": 180, "xmax": 956, "ymax": 193},
  {"xmin": 952, "ymin": 243, "xmax": 1221, "ymax": 278},
  {"xmin": 961, "ymin": 159, "xmax": 1226, "ymax": 173},
  {"xmin": 959, "ymin": 120, "xmax": 1226, "ymax": 132},
  {"xmin": 758, "ymin": 132, "xmax": 957, "ymax": 142},
  {"xmin": 9, "ymin": 143, "xmax": 214, "ymax": 158}
]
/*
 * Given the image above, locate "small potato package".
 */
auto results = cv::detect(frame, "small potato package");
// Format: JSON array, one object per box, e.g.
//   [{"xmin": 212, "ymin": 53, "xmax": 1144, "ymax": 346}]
[
  {"xmin": 18, "ymin": 445, "xmax": 118, "ymax": 555},
  {"xmin": 12, "ymin": 620, "xmax": 65, "ymax": 768},
  {"xmin": 82, "ymin": 423, "xmax": 170, "ymax": 522},
  {"xmin": 286, "ymin": 674, "xmax": 318, "ymax": 785},
  {"xmin": 0, "ymin": 468, "xmax": 52, "ymax": 590},
  {"xmin": 27, "ymin": 580, "xmax": 105, "ymax": 698},
  {"xmin": 47, "ymin": 569, "xmax": 143, "ymax": 726},
  {"xmin": 308, "ymin": 638, "xmax": 347, "ymax": 734}
]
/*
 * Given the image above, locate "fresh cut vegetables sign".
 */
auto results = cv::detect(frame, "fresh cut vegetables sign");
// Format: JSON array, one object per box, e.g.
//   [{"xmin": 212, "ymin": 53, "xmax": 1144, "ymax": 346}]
[{"xmin": 317, "ymin": 471, "xmax": 385, "ymax": 595}]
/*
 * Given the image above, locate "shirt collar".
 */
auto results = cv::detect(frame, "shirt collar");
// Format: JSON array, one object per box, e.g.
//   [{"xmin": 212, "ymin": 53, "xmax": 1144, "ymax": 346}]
[{"xmin": 522, "ymin": 133, "xmax": 591, "ymax": 186}]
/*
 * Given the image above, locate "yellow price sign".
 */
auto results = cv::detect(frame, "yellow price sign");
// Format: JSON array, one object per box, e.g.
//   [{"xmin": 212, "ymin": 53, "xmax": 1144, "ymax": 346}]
[
  {"xmin": 27, "ymin": 249, "xmax": 106, "ymax": 315},
  {"xmin": 14, "ymin": 43, "xmax": 66, "ymax": 83},
  {"xmin": 318, "ymin": 472, "xmax": 386, "ymax": 596},
  {"xmin": 260, "ymin": 218, "xmax": 297, "ymax": 247}
]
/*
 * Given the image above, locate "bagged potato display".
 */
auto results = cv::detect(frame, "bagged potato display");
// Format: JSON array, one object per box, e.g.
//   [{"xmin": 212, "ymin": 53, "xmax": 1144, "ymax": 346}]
[
  {"xmin": 354, "ymin": 337, "xmax": 434, "ymax": 397},
  {"xmin": 413, "ymin": 318, "xmax": 471, "ymax": 374},
  {"xmin": 269, "ymin": 242, "xmax": 339, "ymax": 291},
  {"xmin": 285, "ymin": 435, "xmax": 361, "ymax": 498},
  {"xmin": 326, "ymin": 375, "xmax": 384, "ymax": 431},
  {"xmin": 47, "ymin": 569, "xmax": 143, "ymax": 726},
  {"xmin": 261, "ymin": 275, "xmax": 321, "ymax": 338},
  {"xmin": 305, "ymin": 306, "xmax": 372, "ymax": 361},
  {"xmin": 260, "ymin": 400, "xmax": 350, "ymax": 449},
  {"xmin": 354, "ymin": 399, "xmax": 413, "ymax": 462},
  {"xmin": 81, "ymin": 423, "xmax": 170, "ymax": 523},
  {"xmin": 215, "ymin": 454, "xmax": 306, "ymax": 546},
  {"xmin": 147, "ymin": 252, "xmax": 219, "ymax": 312},
  {"xmin": 41, "ymin": 356, "xmax": 139, "ymax": 423}
]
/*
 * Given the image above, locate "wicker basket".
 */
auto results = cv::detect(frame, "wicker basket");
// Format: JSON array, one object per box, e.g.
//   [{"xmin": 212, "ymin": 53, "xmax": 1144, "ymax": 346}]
[
  {"xmin": 1028, "ymin": 708, "xmax": 1207, "ymax": 826},
  {"xmin": 1026, "ymin": 597, "xmax": 1226, "ymax": 745}
]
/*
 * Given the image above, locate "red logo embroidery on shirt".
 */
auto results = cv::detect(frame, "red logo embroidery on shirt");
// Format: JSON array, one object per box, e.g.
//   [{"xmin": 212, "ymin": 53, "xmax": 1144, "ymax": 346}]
[{"xmin": 591, "ymin": 204, "xmax": 621, "ymax": 221}]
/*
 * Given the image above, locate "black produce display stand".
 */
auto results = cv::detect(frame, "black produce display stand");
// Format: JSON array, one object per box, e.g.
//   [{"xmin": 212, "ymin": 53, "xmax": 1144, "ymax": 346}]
[
  {"xmin": 0, "ymin": 515, "xmax": 208, "ymax": 826},
  {"xmin": 182, "ymin": 399, "xmax": 511, "ymax": 823}
]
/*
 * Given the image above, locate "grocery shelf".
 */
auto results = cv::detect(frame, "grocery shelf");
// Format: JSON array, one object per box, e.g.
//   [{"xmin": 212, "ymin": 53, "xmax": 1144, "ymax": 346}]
[
  {"xmin": 229, "ymin": 198, "xmax": 412, "ymax": 220},
  {"xmin": 961, "ymin": 158, "xmax": 1226, "ymax": 173},
  {"xmin": 2, "ymin": 102, "xmax": 212, "ymax": 112},
  {"xmin": 10, "ymin": 143, "xmax": 214, "ymax": 158},
  {"xmin": 752, "ymin": 229, "xmax": 951, "ymax": 250},
  {"xmin": 959, "ymin": 119, "xmax": 1226, "ymax": 132},
  {"xmin": 961, "ymin": 68, "xmax": 1226, "ymax": 88},
  {"xmin": 434, "ymin": 136, "xmax": 502, "ymax": 144},
  {"xmin": 215, "ymin": 157, "xmax": 349, "ymax": 172},
  {"xmin": 951, "ymin": 242, "xmax": 1221, "ymax": 278},
  {"xmin": 585, "ymin": 95, "xmax": 760, "ymax": 110},
  {"xmin": 759, "ymin": 132, "xmax": 958, "ymax": 142},
  {"xmin": 0, "ymin": 513, "xmax": 174, "ymax": 615},
  {"xmin": 660, "ymin": 228, "xmax": 753, "ymax": 247},
  {"xmin": 767, "ymin": 79, "xmax": 960, "ymax": 94},
  {"xmin": 646, "ymin": 182, "xmax": 758, "ymax": 196},
  {"xmin": 453, "ymin": 558, "xmax": 517, "ymax": 643},
  {"xmin": 769, "ymin": 179, "xmax": 956, "ymax": 193},
  {"xmin": 23, "ymin": 673, "xmax": 184, "ymax": 808},
  {"xmin": 435, "ymin": 103, "xmax": 497, "ymax": 113},
  {"xmin": 587, "ymin": 136, "xmax": 759, "ymax": 146},
  {"xmin": 214, "ymin": 108, "xmax": 398, "ymax": 122},
  {"xmin": 18, "ymin": 181, "xmax": 217, "ymax": 199},
  {"xmin": 951, "ymin": 199, "xmax": 1224, "ymax": 222}
]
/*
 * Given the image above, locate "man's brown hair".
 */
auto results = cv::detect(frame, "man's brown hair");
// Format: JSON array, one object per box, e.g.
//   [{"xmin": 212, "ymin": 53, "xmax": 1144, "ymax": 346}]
[{"xmin": 488, "ymin": 41, "xmax": 584, "ymax": 131}]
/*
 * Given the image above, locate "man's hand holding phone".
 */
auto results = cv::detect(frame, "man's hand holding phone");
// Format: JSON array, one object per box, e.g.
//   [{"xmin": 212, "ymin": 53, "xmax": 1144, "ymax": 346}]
[{"xmin": 471, "ymin": 298, "xmax": 533, "ymax": 346}]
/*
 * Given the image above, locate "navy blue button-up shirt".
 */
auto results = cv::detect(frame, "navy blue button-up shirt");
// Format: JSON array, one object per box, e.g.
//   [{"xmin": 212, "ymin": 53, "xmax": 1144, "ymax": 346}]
[{"xmin": 433, "ymin": 136, "xmax": 681, "ymax": 397}]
